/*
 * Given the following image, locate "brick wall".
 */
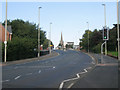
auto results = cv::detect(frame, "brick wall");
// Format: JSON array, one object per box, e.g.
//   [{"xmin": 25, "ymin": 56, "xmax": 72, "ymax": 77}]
[{"xmin": 0, "ymin": 24, "xmax": 10, "ymax": 42}]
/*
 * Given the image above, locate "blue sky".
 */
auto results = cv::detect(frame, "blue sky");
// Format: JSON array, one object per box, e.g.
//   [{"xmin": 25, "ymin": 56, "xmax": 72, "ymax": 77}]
[{"xmin": 1, "ymin": 2, "xmax": 118, "ymax": 47}]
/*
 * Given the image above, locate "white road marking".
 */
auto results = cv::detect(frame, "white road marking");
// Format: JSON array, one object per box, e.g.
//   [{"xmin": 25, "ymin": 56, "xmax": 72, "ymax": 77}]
[
  {"xmin": 87, "ymin": 67, "xmax": 92, "ymax": 69},
  {"xmin": 79, "ymin": 72, "xmax": 86, "ymax": 74},
  {"xmin": 59, "ymin": 52, "xmax": 95, "ymax": 89},
  {"xmin": 59, "ymin": 73, "xmax": 80, "ymax": 89},
  {"xmin": 67, "ymin": 83, "xmax": 74, "ymax": 88},
  {"xmin": 1, "ymin": 80, "xmax": 10, "ymax": 83},
  {"xmin": 76, "ymin": 73, "xmax": 80, "ymax": 78},
  {"xmin": 59, "ymin": 82, "xmax": 64, "ymax": 90},
  {"xmin": 53, "ymin": 66, "xmax": 56, "ymax": 69},
  {"xmin": 63, "ymin": 77, "xmax": 79, "ymax": 82},
  {"xmin": 59, "ymin": 67, "xmax": 89, "ymax": 89},
  {"xmin": 15, "ymin": 75, "xmax": 21, "ymax": 80},
  {"xmin": 84, "ymin": 69, "xmax": 88, "ymax": 73},
  {"xmin": 38, "ymin": 70, "xmax": 41, "ymax": 74}
]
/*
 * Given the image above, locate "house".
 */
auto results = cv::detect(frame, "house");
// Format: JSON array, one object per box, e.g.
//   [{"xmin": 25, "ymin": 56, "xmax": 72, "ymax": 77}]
[
  {"xmin": 66, "ymin": 42, "xmax": 74, "ymax": 49},
  {"xmin": 0, "ymin": 24, "xmax": 12, "ymax": 42},
  {"xmin": 67, "ymin": 42, "xmax": 74, "ymax": 46}
]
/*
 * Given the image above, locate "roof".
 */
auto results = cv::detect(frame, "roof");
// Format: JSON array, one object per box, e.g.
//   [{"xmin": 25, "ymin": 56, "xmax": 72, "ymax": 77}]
[{"xmin": 67, "ymin": 42, "xmax": 74, "ymax": 43}]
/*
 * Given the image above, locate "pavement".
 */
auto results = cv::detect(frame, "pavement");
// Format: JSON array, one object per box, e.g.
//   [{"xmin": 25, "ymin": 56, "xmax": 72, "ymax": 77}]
[
  {"xmin": 2, "ymin": 50, "xmax": 95, "ymax": 89},
  {"xmin": 71, "ymin": 53, "xmax": 119, "ymax": 88},
  {"xmin": 0, "ymin": 51, "xmax": 59, "ymax": 66}
]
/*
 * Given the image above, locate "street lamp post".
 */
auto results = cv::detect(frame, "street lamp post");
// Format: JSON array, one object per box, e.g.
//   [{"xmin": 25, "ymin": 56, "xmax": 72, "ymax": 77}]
[
  {"xmin": 117, "ymin": 0, "xmax": 120, "ymax": 60},
  {"xmin": 49, "ymin": 22, "xmax": 52, "ymax": 54},
  {"xmin": 102, "ymin": 4, "xmax": 107, "ymax": 56},
  {"xmin": 38, "ymin": 7, "xmax": 42, "ymax": 58},
  {"xmin": 4, "ymin": 0, "xmax": 7, "ymax": 62},
  {"xmin": 87, "ymin": 22, "xmax": 89, "ymax": 53}
]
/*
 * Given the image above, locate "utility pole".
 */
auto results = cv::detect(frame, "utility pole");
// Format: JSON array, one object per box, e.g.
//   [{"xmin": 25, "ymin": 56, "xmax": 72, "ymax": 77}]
[
  {"xmin": 102, "ymin": 4, "xmax": 107, "ymax": 56},
  {"xmin": 87, "ymin": 22, "xmax": 89, "ymax": 53},
  {"xmin": 4, "ymin": 0, "xmax": 7, "ymax": 62},
  {"xmin": 117, "ymin": 0, "xmax": 120, "ymax": 60},
  {"xmin": 38, "ymin": 7, "xmax": 42, "ymax": 58},
  {"xmin": 49, "ymin": 22, "xmax": 52, "ymax": 54}
]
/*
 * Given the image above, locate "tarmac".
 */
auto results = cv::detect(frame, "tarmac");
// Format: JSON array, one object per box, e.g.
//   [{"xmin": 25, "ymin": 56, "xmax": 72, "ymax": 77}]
[{"xmin": 71, "ymin": 53, "xmax": 119, "ymax": 88}]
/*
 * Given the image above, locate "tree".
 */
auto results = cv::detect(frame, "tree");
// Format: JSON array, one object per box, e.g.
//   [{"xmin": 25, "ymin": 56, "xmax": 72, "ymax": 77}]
[
  {"xmin": 107, "ymin": 26, "xmax": 117, "ymax": 51},
  {"xmin": 2, "ymin": 19, "xmax": 54, "ymax": 61},
  {"xmin": 80, "ymin": 25, "xmax": 118, "ymax": 53}
]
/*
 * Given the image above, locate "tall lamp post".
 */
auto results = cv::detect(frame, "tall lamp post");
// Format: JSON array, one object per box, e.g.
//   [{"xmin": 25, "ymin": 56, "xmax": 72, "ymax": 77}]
[
  {"xmin": 4, "ymin": 0, "xmax": 7, "ymax": 62},
  {"xmin": 49, "ymin": 22, "xmax": 52, "ymax": 54},
  {"xmin": 87, "ymin": 22, "xmax": 89, "ymax": 53},
  {"xmin": 102, "ymin": 4, "xmax": 107, "ymax": 56},
  {"xmin": 38, "ymin": 7, "xmax": 42, "ymax": 58},
  {"xmin": 117, "ymin": 0, "xmax": 120, "ymax": 60}
]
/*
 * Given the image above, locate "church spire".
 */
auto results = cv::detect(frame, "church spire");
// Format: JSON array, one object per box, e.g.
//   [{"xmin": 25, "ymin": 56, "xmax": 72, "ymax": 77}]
[{"xmin": 60, "ymin": 32, "xmax": 64, "ymax": 49}]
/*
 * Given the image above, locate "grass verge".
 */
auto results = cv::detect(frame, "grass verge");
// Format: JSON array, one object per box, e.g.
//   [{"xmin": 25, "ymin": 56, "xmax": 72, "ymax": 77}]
[{"xmin": 108, "ymin": 51, "xmax": 118, "ymax": 57}]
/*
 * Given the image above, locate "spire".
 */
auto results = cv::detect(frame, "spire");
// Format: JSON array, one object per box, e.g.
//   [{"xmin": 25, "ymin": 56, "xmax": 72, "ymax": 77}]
[{"xmin": 60, "ymin": 32, "xmax": 64, "ymax": 47}]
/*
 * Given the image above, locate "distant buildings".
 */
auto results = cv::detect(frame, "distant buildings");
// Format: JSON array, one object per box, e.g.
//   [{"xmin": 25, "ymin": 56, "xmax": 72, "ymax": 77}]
[
  {"xmin": 67, "ymin": 42, "xmax": 74, "ymax": 46},
  {"xmin": 66, "ymin": 42, "xmax": 74, "ymax": 49},
  {"xmin": 56, "ymin": 32, "xmax": 80, "ymax": 50},
  {"xmin": 73, "ymin": 45, "xmax": 80, "ymax": 50},
  {"xmin": 0, "ymin": 24, "xmax": 12, "ymax": 42}
]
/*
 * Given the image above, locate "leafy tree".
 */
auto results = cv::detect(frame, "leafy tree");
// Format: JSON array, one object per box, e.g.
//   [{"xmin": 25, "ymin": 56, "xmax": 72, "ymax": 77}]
[
  {"xmin": 2, "ymin": 19, "xmax": 54, "ymax": 61},
  {"xmin": 81, "ymin": 30, "xmax": 92, "ymax": 51},
  {"xmin": 107, "ymin": 25, "xmax": 117, "ymax": 51},
  {"xmin": 80, "ymin": 24, "xmax": 119, "ymax": 53}
]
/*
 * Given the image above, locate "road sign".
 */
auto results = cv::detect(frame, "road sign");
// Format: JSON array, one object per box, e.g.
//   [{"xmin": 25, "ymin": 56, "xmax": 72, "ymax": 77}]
[
  {"xmin": 50, "ymin": 45, "xmax": 53, "ymax": 47},
  {"xmin": 103, "ymin": 26, "xmax": 109, "ymax": 40}
]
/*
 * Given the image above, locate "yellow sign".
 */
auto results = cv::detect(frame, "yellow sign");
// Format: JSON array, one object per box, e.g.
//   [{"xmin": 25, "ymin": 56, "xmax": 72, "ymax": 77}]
[{"xmin": 50, "ymin": 45, "xmax": 53, "ymax": 47}]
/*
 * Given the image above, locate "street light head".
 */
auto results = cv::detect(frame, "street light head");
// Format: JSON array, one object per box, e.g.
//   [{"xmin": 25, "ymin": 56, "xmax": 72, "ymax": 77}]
[
  {"xmin": 102, "ymin": 4, "xmax": 105, "ymax": 6},
  {"xmin": 50, "ymin": 22, "xmax": 52, "ymax": 24},
  {"xmin": 39, "ymin": 7, "xmax": 42, "ymax": 9}
]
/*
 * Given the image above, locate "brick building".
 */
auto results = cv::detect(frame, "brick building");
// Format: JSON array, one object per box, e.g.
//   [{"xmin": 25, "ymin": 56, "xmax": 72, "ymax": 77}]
[{"xmin": 0, "ymin": 24, "xmax": 12, "ymax": 42}]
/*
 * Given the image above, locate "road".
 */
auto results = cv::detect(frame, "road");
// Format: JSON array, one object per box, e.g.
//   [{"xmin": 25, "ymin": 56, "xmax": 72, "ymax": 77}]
[
  {"xmin": 71, "ymin": 53, "xmax": 118, "ymax": 88},
  {"xmin": 2, "ymin": 50, "xmax": 95, "ymax": 89}
]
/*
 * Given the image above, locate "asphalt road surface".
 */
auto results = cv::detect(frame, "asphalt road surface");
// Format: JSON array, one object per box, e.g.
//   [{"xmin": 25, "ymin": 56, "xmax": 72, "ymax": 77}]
[
  {"xmin": 2, "ymin": 50, "xmax": 95, "ymax": 88},
  {"xmin": 71, "ymin": 53, "xmax": 118, "ymax": 88}
]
